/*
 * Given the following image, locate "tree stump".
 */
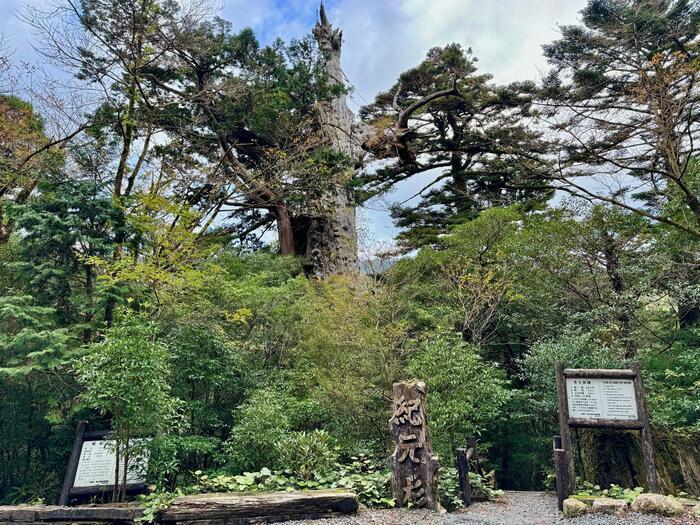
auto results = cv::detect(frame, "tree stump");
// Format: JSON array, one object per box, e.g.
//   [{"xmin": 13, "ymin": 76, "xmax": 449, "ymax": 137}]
[{"xmin": 389, "ymin": 380, "xmax": 439, "ymax": 510}]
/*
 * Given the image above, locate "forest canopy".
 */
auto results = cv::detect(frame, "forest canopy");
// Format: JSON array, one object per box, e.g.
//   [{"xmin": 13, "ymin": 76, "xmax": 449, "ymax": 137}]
[{"xmin": 0, "ymin": 0, "xmax": 698, "ymax": 508}]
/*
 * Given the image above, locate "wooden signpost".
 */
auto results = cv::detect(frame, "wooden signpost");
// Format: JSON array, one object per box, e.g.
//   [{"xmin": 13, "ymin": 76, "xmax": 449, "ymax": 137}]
[
  {"xmin": 58, "ymin": 421, "xmax": 149, "ymax": 506},
  {"xmin": 389, "ymin": 380, "xmax": 440, "ymax": 510},
  {"xmin": 554, "ymin": 362, "xmax": 658, "ymax": 510}
]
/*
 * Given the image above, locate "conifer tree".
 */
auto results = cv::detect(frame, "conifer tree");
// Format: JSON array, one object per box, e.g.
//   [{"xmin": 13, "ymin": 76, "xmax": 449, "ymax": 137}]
[
  {"xmin": 361, "ymin": 44, "xmax": 550, "ymax": 249},
  {"xmin": 541, "ymin": 0, "xmax": 700, "ymax": 237}
]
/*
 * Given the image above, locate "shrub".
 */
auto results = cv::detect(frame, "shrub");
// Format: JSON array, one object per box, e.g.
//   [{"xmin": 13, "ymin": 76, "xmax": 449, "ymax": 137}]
[
  {"xmin": 192, "ymin": 453, "xmax": 394, "ymax": 508},
  {"xmin": 148, "ymin": 435, "xmax": 223, "ymax": 489},
  {"xmin": 73, "ymin": 309, "xmax": 185, "ymax": 500},
  {"xmin": 224, "ymin": 388, "xmax": 291, "ymax": 472},
  {"xmin": 406, "ymin": 333, "xmax": 511, "ymax": 460},
  {"xmin": 439, "ymin": 467, "xmax": 503, "ymax": 509},
  {"xmin": 275, "ymin": 430, "xmax": 339, "ymax": 480}
]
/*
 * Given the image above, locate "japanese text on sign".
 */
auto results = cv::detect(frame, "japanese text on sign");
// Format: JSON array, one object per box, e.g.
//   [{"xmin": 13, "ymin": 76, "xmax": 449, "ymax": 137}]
[{"xmin": 566, "ymin": 378, "xmax": 638, "ymax": 420}]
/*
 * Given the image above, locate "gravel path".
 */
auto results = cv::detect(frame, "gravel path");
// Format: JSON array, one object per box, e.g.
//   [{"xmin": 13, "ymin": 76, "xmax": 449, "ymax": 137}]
[{"xmin": 283, "ymin": 491, "xmax": 696, "ymax": 525}]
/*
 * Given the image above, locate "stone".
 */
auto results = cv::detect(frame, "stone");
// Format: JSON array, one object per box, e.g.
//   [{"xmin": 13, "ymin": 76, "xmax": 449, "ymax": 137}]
[
  {"xmin": 562, "ymin": 498, "xmax": 588, "ymax": 518},
  {"xmin": 630, "ymin": 493, "xmax": 685, "ymax": 516},
  {"xmin": 592, "ymin": 497, "xmax": 628, "ymax": 514},
  {"xmin": 693, "ymin": 503, "xmax": 700, "ymax": 518}
]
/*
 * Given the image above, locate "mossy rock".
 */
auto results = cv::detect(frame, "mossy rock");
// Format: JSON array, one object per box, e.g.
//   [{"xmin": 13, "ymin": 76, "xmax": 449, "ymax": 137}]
[
  {"xmin": 591, "ymin": 497, "xmax": 627, "ymax": 514},
  {"xmin": 630, "ymin": 493, "xmax": 684, "ymax": 516},
  {"xmin": 563, "ymin": 498, "xmax": 588, "ymax": 518}
]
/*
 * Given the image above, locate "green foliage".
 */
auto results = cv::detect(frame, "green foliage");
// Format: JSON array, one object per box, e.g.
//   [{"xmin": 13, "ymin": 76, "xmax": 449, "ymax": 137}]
[
  {"xmin": 74, "ymin": 308, "xmax": 184, "ymax": 499},
  {"xmin": 137, "ymin": 490, "xmax": 178, "ymax": 524},
  {"xmin": 224, "ymin": 388, "xmax": 291, "ymax": 472},
  {"xmin": 7, "ymin": 177, "xmax": 117, "ymax": 332},
  {"xmin": 439, "ymin": 467, "xmax": 503, "ymax": 510},
  {"xmin": 275, "ymin": 430, "xmax": 339, "ymax": 480},
  {"xmin": 644, "ymin": 332, "xmax": 700, "ymax": 430},
  {"xmin": 520, "ymin": 330, "xmax": 626, "ymax": 421},
  {"xmin": 193, "ymin": 453, "xmax": 394, "ymax": 508},
  {"xmin": 0, "ymin": 295, "xmax": 71, "ymax": 375},
  {"xmin": 287, "ymin": 278, "xmax": 403, "ymax": 451},
  {"xmin": 406, "ymin": 333, "xmax": 511, "ymax": 460},
  {"xmin": 148, "ymin": 435, "xmax": 223, "ymax": 490},
  {"xmin": 575, "ymin": 482, "xmax": 644, "ymax": 504},
  {"xmin": 74, "ymin": 309, "xmax": 184, "ymax": 438}
]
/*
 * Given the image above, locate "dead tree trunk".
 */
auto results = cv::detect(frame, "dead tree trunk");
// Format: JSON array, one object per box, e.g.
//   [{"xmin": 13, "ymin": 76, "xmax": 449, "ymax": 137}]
[
  {"xmin": 389, "ymin": 380, "xmax": 440, "ymax": 510},
  {"xmin": 308, "ymin": 5, "xmax": 367, "ymax": 277}
]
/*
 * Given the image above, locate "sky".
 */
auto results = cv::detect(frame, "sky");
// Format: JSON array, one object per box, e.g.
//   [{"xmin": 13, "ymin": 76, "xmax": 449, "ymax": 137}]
[{"xmin": 0, "ymin": 0, "xmax": 588, "ymax": 244}]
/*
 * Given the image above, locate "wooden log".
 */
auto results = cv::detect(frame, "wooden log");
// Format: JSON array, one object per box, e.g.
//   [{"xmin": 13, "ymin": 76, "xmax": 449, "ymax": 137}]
[
  {"xmin": 563, "ymin": 368, "xmax": 637, "ymax": 379},
  {"xmin": 389, "ymin": 380, "xmax": 440, "ymax": 510},
  {"xmin": 161, "ymin": 490, "xmax": 358, "ymax": 524},
  {"xmin": 0, "ymin": 504, "xmax": 142, "ymax": 523}
]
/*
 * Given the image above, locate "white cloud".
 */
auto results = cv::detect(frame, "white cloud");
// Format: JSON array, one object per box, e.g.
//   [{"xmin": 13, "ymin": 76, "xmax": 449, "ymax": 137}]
[{"xmin": 327, "ymin": 0, "xmax": 586, "ymax": 110}]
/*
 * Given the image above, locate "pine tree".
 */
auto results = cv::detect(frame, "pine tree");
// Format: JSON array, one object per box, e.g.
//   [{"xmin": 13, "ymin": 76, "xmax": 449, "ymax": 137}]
[
  {"xmin": 8, "ymin": 176, "xmax": 117, "ymax": 340},
  {"xmin": 541, "ymin": 0, "xmax": 700, "ymax": 237},
  {"xmin": 360, "ymin": 44, "xmax": 550, "ymax": 249}
]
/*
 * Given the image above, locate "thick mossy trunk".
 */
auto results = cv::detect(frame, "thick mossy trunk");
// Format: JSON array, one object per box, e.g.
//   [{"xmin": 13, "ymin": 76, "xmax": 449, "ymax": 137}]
[{"xmin": 575, "ymin": 429, "xmax": 700, "ymax": 495}]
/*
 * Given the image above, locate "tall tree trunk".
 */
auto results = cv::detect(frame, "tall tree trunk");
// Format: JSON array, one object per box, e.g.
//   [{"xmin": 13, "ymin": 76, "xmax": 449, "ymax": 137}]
[
  {"xmin": 309, "ymin": 6, "xmax": 364, "ymax": 277},
  {"xmin": 276, "ymin": 204, "xmax": 295, "ymax": 256}
]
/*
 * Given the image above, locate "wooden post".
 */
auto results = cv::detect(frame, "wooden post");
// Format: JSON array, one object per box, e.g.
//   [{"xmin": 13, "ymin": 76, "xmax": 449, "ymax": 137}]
[
  {"xmin": 631, "ymin": 362, "xmax": 658, "ymax": 492},
  {"xmin": 455, "ymin": 448, "xmax": 472, "ymax": 507},
  {"xmin": 58, "ymin": 421, "xmax": 87, "ymax": 506},
  {"xmin": 554, "ymin": 362, "xmax": 575, "ymax": 499},
  {"xmin": 553, "ymin": 435, "xmax": 569, "ymax": 511},
  {"xmin": 389, "ymin": 380, "xmax": 439, "ymax": 509}
]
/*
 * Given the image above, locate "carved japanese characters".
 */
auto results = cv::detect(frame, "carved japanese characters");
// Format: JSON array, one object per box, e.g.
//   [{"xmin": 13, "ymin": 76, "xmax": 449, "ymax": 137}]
[{"xmin": 389, "ymin": 380, "xmax": 439, "ymax": 509}]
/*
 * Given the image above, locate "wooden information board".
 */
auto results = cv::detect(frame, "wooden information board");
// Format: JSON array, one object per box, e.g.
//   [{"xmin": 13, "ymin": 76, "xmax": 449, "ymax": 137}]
[
  {"xmin": 59, "ymin": 422, "xmax": 149, "ymax": 505},
  {"xmin": 553, "ymin": 362, "xmax": 658, "ymax": 510}
]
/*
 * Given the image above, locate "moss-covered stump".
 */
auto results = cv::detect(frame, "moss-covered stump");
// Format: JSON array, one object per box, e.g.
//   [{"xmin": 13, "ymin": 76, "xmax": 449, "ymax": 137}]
[{"xmin": 574, "ymin": 429, "xmax": 700, "ymax": 494}]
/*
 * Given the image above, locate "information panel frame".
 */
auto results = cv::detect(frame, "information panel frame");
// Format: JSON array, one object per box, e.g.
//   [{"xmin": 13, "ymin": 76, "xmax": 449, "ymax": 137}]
[
  {"xmin": 553, "ymin": 362, "xmax": 658, "ymax": 511},
  {"xmin": 562, "ymin": 368, "xmax": 644, "ymax": 429},
  {"xmin": 58, "ymin": 421, "xmax": 149, "ymax": 506}
]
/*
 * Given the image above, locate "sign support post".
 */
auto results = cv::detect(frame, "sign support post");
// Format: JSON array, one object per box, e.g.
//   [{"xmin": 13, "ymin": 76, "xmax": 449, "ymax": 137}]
[
  {"xmin": 554, "ymin": 362, "xmax": 575, "ymax": 500},
  {"xmin": 631, "ymin": 362, "xmax": 658, "ymax": 492},
  {"xmin": 58, "ymin": 421, "xmax": 87, "ymax": 505}
]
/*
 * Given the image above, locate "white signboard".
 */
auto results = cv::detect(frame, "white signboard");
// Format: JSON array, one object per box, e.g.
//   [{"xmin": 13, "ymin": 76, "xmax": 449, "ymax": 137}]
[
  {"xmin": 73, "ymin": 440, "xmax": 149, "ymax": 488},
  {"xmin": 566, "ymin": 378, "xmax": 638, "ymax": 420}
]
